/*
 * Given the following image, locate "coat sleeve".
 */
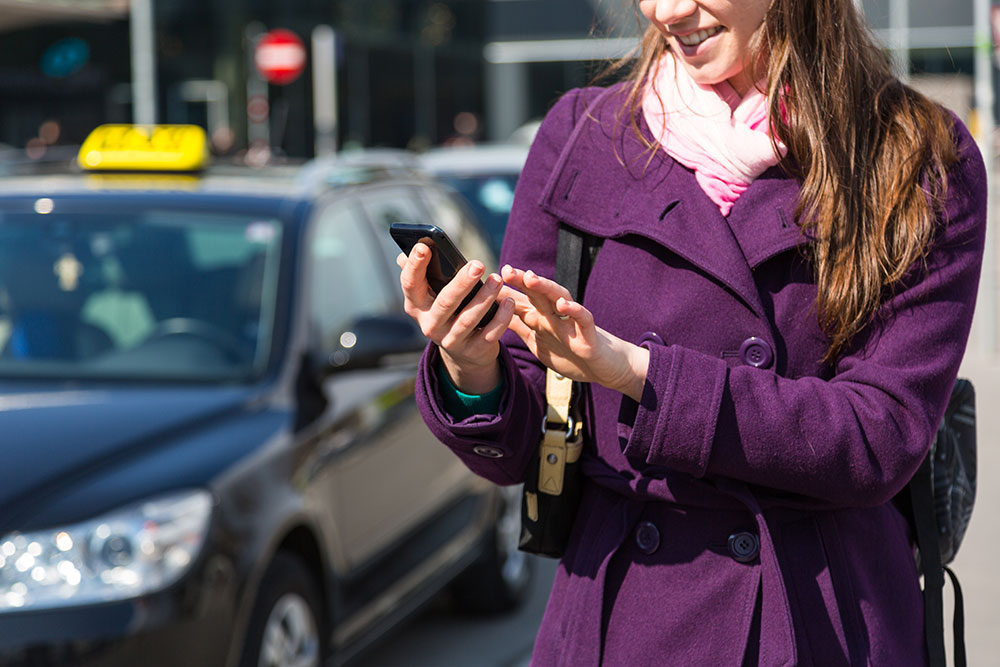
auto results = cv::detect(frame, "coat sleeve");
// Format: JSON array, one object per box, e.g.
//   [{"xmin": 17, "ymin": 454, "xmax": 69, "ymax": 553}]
[
  {"xmin": 619, "ymin": 120, "xmax": 988, "ymax": 508},
  {"xmin": 414, "ymin": 87, "xmax": 598, "ymax": 486}
]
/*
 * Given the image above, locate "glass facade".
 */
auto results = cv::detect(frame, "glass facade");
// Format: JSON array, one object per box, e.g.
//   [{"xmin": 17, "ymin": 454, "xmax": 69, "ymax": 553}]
[{"xmin": 0, "ymin": 0, "xmax": 493, "ymax": 158}]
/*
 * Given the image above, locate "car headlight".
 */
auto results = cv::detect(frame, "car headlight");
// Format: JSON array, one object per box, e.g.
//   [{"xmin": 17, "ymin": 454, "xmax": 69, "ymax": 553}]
[{"xmin": 0, "ymin": 489, "xmax": 212, "ymax": 612}]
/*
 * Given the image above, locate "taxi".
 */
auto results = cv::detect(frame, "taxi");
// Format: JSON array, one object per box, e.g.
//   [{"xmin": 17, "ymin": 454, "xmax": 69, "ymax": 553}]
[{"xmin": 0, "ymin": 126, "xmax": 530, "ymax": 666}]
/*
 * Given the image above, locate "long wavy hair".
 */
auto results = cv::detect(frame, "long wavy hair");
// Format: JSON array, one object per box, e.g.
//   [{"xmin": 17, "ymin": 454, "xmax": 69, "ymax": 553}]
[{"xmin": 611, "ymin": 0, "xmax": 958, "ymax": 361}]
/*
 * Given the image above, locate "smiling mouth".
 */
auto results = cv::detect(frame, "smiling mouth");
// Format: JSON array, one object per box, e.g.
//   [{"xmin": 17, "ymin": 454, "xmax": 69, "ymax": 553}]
[{"xmin": 674, "ymin": 26, "xmax": 723, "ymax": 47}]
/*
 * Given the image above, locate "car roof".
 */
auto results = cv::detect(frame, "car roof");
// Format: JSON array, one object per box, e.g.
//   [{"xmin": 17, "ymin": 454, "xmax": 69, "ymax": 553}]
[
  {"xmin": 0, "ymin": 150, "xmax": 434, "ymax": 203},
  {"xmin": 0, "ymin": 168, "xmax": 302, "ymax": 199},
  {"xmin": 419, "ymin": 143, "xmax": 529, "ymax": 176}
]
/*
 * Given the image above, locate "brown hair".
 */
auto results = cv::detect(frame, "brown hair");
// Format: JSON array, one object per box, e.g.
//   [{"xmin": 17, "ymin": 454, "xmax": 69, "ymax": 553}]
[{"xmin": 613, "ymin": 0, "xmax": 958, "ymax": 361}]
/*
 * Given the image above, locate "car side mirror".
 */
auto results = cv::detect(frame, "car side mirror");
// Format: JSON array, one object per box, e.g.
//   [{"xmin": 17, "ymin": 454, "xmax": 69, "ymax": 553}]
[{"xmin": 319, "ymin": 313, "xmax": 427, "ymax": 374}]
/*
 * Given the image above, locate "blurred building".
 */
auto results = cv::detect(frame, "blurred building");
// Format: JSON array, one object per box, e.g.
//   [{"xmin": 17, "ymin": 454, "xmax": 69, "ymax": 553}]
[
  {"xmin": 0, "ymin": 0, "xmax": 990, "ymax": 159},
  {"xmin": 0, "ymin": 0, "xmax": 495, "ymax": 157},
  {"xmin": 860, "ymin": 0, "xmax": 979, "ymax": 121}
]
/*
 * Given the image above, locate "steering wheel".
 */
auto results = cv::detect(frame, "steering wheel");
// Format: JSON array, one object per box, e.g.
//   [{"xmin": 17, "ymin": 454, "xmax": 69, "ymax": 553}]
[{"xmin": 144, "ymin": 317, "xmax": 250, "ymax": 363}]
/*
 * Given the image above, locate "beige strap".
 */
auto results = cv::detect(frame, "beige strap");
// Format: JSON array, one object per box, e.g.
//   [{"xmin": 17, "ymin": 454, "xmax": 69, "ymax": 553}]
[
  {"xmin": 538, "ymin": 368, "xmax": 583, "ymax": 496},
  {"xmin": 545, "ymin": 368, "xmax": 574, "ymax": 424},
  {"xmin": 525, "ymin": 491, "xmax": 538, "ymax": 522}
]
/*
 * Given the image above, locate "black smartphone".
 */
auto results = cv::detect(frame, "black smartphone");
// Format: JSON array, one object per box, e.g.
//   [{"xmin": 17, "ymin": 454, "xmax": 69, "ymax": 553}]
[{"xmin": 390, "ymin": 222, "xmax": 499, "ymax": 328}]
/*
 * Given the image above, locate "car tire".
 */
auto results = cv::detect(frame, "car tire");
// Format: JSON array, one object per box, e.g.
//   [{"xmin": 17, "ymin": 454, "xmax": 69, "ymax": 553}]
[
  {"xmin": 239, "ymin": 552, "xmax": 325, "ymax": 667},
  {"xmin": 450, "ymin": 484, "xmax": 533, "ymax": 614}
]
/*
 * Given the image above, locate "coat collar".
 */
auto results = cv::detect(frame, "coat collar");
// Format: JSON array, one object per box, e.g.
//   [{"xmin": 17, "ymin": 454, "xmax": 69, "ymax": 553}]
[{"xmin": 538, "ymin": 88, "xmax": 808, "ymax": 318}]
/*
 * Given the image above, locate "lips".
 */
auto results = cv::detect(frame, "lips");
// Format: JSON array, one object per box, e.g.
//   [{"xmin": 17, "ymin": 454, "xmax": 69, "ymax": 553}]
[{"xmin": 674, "ymin": 26, "xmax": 723, "ymax": 47}]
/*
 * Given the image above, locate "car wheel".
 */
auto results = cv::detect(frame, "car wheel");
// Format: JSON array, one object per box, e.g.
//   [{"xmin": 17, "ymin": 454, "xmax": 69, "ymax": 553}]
[
  {"xmin": 240, "ymin": 552, "xmax": 325, "ymax": 667},
  {"xmin": 450, "ymin": 484, "xmax": 533, "ymax": 614}
]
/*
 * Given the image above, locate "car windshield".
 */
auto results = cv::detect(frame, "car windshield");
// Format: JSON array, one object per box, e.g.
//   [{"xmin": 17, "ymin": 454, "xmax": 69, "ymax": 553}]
[
  {"xmin": 0, "ymin": 209, "xmax": 283, "ymax": 382},
  {"xmin": 440, "ymin": 174, "xmax": 518, "ymax": 254}
]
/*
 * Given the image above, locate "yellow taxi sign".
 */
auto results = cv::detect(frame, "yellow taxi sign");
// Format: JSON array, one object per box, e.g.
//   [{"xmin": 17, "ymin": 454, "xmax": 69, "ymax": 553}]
[{"xmin": 77, "ymin": 124, "xmax": 208, "ymax": 172}]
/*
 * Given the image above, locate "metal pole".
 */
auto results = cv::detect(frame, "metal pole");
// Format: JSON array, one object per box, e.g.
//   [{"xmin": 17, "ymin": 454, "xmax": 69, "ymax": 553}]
[
  {"xmin": 485, "ymin": 61, "xmax": 528, "ymax": 142},
  {"xmin": 245, "ymin": 23, "xmax": 270, "ymax": 160},
  {"xmin": 130, "ymin": 0, "xmax": 157, "ymax": 124},
  {"xmin": 888, "ymin": 0, "xmax": 909, "ymax": 81},
  {"xmin": 974, "ymin": 0, "xmax": 996, "ymax": 356},
  {"xmin": 312, "ymin": 25, "xmax": 338, "ymax": 157}
]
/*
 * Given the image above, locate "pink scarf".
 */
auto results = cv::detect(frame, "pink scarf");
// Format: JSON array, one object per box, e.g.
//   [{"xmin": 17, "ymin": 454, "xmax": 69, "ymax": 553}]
[{"xmin": 642, "ymin": 52, "xmax": 786, "ymax": 216}]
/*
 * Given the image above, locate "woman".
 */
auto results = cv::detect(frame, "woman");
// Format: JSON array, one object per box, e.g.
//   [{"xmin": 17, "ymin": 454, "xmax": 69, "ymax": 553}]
[{"xmin": 398, "ymin": 0, "xmax": 986, "ymax": 664}]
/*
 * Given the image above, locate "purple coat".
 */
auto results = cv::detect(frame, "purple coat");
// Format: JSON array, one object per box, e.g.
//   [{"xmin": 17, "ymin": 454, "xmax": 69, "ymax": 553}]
[{"xmin": 415, "ymin": 84, "xmax": 987, "ymax": 666}]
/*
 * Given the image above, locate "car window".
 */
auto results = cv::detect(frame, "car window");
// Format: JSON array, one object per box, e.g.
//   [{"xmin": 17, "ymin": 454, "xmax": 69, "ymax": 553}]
[
  {"xmin": 438, "ymin": 174, "xmax": 518, "ymax": 256},
  {"xmin": 420, "ymin": 186, "xmax": 495, "ymax": 271},
  {"xmin": 358, "ymin": 186, "xmax": 429, "ymax": 272},
  {"xmin": 0, "ymin": 210, "xmax": 283, "ymax": 381},
  {"xmin": 309, "ymin": 201, "xmax": 397, "ymax": 353}
]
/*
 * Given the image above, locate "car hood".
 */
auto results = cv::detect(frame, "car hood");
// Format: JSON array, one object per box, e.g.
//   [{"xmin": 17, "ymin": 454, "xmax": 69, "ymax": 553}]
[{"xmin": 0, "ymin": 383, "xmax": 267, "ymax": 527}]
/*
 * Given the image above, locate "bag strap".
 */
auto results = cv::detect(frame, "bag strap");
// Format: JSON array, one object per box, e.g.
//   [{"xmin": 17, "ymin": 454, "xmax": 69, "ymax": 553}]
[
  {"xmin": 909, "ymin": 455, "xmax": 948, "ymax": 667},
  {"xmin": 539, "ymin": 225, "xmax": 599, "ymax": 495},
  {"xmin": 540, "ymin": 88, "xmax": 613, "ymax": 448},
  {"xmin": 945, "ymin": 566, "xmax": 967, "ymax": 667}
]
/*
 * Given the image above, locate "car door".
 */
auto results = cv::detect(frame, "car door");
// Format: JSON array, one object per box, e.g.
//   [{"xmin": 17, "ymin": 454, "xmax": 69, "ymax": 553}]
[{"xmin": 305, "ymin": 194, "xmax": 475, "ymax": 573}]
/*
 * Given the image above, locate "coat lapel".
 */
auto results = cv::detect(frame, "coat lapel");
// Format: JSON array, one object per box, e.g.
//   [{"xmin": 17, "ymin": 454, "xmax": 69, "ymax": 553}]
[
  {"xmin": 726, "ymin": 166, "xmax": 808, "ymax": 269},
  {"xmin": 539, "ymin": 101, "xmax": 800, "ymax": 319}
]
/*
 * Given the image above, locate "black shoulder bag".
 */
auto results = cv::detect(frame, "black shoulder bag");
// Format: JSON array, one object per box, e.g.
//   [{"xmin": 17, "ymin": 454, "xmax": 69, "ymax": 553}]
[
  {"xmin": 896, "ymin": 378, "xmax": 976, "ymax": 667},
  {"xmin": 518, "ymin": 225, "xmax": 601, "ymax": 558}
]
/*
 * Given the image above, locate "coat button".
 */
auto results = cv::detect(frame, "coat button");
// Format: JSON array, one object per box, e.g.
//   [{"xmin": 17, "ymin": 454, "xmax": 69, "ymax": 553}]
[
  {"xmin": 728, "ymin": 531, "xmax": 760, "ymax": 563},
  {"xmin": 739, "ymin": 337, "xmax": 773, "ymax": 368},
  {"xmin": 635, "ymin": 521, "xmax": 660, "ymax": 555},
  {"xmin": 638, "ymin": 331, "xmax": 665, "ymax": 348},
  {"xmin": 472, "ymin": 445, "xmax": 504, "ymax": 459}
]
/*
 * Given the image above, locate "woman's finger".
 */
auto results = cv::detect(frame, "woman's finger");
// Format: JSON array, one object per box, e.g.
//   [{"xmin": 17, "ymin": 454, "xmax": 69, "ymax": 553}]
[
  {"xmin": 479, "ymin": 296, "xmax": 517, "ymax": 344},
  {"xmin": 452, "ymin": 272, "xmax": 505, "ymax": 332},
  {"xmin": 506, "ymin": 266, "xmax": 572, "ymax": 303},
  {"xmin": 501, "ymin": 266, "xmax": 565, "ymax": 318},
  {"xmin": 505, "ymin": 311, "xmax": 533, "ymax": 344},
  {"xmin": 398, "ymin": 243, "xmax": 435, "ymax": 309},
  {"xmin": 428, "ymin": 260, "xmax": 486, "ymax": 322},
  {"xmin": 554, "ymin": 297, "xmax": 593, "ymax": 328}
]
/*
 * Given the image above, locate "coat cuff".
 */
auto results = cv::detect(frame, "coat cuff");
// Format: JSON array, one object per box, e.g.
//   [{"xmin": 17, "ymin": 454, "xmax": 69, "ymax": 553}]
[
  {"xmin": 418, "ymin": 342, "xmax": 513, "ymax": 434},
  {"xmin": 415, "ymin": 341, "xmax": 544, "ymax": 484},
  {"xmin": 618, "ymin": 342, "xmax": 727, "ymax": 477}
]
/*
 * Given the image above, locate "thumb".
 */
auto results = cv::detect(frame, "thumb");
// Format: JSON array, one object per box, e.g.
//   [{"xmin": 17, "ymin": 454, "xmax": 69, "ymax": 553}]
[{"xmin": 505, "ymin": 314, "xmax": 533, "ymax": 342}]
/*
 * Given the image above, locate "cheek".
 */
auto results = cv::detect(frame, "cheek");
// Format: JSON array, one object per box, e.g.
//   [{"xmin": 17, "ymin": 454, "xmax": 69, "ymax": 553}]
[{"xmin": 735, "ymin": 1, "xmax": 770, "ymax": 40}]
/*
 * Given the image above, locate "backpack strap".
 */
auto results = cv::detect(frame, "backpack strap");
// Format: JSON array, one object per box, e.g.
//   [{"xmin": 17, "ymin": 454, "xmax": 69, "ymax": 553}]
[
  {"xmin": 945, "ymin": 566, "xmax": 966, "ymax": 666},
  {"xmin": 909, "ymin": 455, "xmax": 949, "ymax": 667}
]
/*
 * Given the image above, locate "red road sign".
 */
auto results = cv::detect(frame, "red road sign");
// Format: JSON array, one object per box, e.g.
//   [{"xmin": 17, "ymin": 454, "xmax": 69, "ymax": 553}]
[{"xmin": 255, "ymin": 29, "xmax": 306, "ymax": 85}]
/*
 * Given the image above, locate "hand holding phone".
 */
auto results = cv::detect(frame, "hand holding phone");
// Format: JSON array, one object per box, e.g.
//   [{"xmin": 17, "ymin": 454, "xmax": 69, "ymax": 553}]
[{"xmin": 390, "ymin": 222, "xmax": 499, "ymax": 328}]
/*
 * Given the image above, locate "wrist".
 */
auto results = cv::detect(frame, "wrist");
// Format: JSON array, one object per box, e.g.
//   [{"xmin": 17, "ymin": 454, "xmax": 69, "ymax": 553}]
[
  {"xmin": 616, "ymin": 342, "xmax": 650, "ymax": 402},
  {"xmin": 439, "ymin": 349, "xmax": 502, "ymax": 395}
]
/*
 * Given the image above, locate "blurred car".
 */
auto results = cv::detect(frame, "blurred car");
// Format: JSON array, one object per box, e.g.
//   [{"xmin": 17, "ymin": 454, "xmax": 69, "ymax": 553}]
[
  {"xmin": 0, "ymin": 126, "xmax": 529, "ymax": 667},
  {"xmin": 419, "ymin": 143, "xmax": 529, "ymax": 256}
]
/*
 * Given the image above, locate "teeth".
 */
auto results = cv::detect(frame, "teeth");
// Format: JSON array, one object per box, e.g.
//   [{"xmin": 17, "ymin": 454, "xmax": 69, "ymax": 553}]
[{"xmin": 676, "ymin": 27, "xmax": 722, "ymax": 47}]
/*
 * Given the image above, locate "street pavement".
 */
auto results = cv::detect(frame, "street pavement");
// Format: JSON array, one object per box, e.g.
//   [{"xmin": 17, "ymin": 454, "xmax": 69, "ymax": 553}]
[{"xmin": 354, "ymin": 557, "xmax": 557, "ymax": 667}]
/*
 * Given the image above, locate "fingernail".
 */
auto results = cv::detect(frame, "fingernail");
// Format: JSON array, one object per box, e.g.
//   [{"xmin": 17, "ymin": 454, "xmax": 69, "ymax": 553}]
[
  {"xmin": 469, "ymin": 261, "xmax": 484, "ymax": 277},
  {"xmin": 486, "ymin": 274, "xmax": 500, "ymax": 288}
]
